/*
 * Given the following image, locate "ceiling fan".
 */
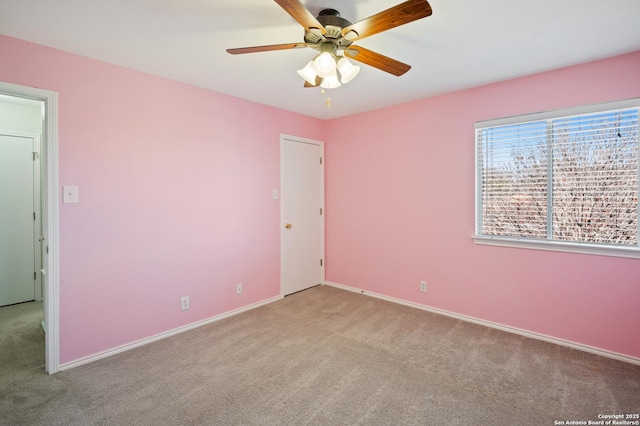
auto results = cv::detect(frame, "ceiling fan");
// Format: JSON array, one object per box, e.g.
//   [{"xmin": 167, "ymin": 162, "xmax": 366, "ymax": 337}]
[{"xmin": 227, "ymin": 0, "xmax": 433, "ymax": 89}]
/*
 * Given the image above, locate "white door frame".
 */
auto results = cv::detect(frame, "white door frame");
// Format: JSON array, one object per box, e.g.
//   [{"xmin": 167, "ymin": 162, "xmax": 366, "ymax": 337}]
[
  {"xmin": 0, "ymin": 81, "xmax": 60, "ymax": 374},
  {"xmin": 279, "ymin": 134, "xmax": 325, "ymax": 296}
]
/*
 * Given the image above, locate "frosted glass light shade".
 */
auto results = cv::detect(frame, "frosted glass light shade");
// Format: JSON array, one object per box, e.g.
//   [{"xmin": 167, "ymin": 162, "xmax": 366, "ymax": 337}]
[
  {"xmin": 337, "ymin": 57, "xmax": 360, "ymax": 84},
  {"xmin": 320, "ymin": 72, "xmax": 341, "ymax": 89},
  {"xmin": 297, "ymin": 61, "xmax": 317, "ymax": 85},
  {"xmin": 313, "ymin": 52, "xmax": 336, "ymax": 78}
]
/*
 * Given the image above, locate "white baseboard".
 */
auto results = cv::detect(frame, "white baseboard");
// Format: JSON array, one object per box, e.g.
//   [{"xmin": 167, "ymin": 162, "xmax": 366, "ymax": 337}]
[
  {"xmin": 59, "ymin": 295, "xmax": 283, "ymax": 371},
  {"xmin": 323, "ymin": 281, "xmax": 640, "ymax": 366}
]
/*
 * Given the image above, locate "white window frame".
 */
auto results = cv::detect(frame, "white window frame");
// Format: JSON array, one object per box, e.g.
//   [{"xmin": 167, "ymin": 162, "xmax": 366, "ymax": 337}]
[{"xmin": 473, "ymin": 98, "xmax": 640, "ymax": 259}]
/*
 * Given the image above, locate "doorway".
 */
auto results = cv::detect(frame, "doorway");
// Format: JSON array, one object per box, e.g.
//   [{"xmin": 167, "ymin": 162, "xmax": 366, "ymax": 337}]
[
  {"xmin": 0, "ymin": 83, "xmax": 60, "ymax": 374},
  {"xmin": 280, "ymin": 134, "xmax": 324, "ymax": 296}
]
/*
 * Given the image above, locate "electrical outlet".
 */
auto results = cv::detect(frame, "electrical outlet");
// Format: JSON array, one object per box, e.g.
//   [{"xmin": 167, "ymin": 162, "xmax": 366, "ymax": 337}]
[
  {"xmin": 181, "ymin": 296, "xmax": 190, "ymax": 311},
  {"xmin": 236, "ymin": 283, "xmax": 243, "ymax": 295},
  {"xmin": 420, "ymin": 281, "xmax": 427, "ymax": 292}
]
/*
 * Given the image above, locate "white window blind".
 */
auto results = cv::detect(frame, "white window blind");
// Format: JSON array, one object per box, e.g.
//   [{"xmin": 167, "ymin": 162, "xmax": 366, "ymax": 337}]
[{"xmin": 474, "ymin": 98, "xmax": 640, "ymax": 258}]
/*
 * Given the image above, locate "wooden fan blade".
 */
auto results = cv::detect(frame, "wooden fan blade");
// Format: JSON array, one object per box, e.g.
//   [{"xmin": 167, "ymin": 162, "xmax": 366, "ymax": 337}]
[
  {"xmin": 226, "ymin": 43, "xmax": 307, "ymax": 55},
  {"xmin": 344, "ymin": 45, "xmax": 411, "ymax": 76},
  {"xmin": 274, "ymin": 0, "xmax": 326, "ymax": 33},
  {"xmin": 341, "ymin": 0, "xmax": 432, "ymax": 41}
]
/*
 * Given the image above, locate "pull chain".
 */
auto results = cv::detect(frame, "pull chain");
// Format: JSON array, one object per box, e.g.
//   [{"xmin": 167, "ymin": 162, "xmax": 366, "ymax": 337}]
[{"xmin": 320, "ymin": 88, "xmax": 331, "ymax": 109}]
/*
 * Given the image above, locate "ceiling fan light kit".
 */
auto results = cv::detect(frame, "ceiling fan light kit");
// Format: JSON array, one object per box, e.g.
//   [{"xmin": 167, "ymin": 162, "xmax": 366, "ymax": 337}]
[
  {"xmin": 228, "ymin": 0, "xmax": 433, "ymax": 93},
  {"xmin": 297, "ymin": 50, "xmax": 360, "ymax": 89}
]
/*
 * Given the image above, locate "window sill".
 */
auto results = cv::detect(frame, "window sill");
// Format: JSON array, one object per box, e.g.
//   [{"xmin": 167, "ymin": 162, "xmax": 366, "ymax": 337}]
[{"xmin": 472, "ymin": 235, "xmax": 640, "ymax": 259}]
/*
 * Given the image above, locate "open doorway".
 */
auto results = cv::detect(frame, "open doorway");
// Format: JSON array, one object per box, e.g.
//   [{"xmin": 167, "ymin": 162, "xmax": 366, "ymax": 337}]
[{"xmin": 0, "ymin": 82, "xmax": 59, "ymax": 374}]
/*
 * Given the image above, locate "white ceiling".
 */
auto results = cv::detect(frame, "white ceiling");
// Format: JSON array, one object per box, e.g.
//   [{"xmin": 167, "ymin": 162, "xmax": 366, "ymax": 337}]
[{"xmin": 1, "ymin": 0, "xmax": 639, "ymax": 120}]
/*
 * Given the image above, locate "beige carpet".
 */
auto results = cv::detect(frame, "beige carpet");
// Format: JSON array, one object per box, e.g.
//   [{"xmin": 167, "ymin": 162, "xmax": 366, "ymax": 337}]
[{"xmin": 1, "ymin": 285, "xmax": 639, "ymax": 425}]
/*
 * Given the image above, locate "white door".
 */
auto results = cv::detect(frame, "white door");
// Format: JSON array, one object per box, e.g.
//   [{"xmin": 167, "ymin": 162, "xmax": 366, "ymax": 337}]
[
  {"xmin": 0, "ymin": 132, "xmax": 37, "ymax": 306},
  {"xmin": 281, "ymin": 135, "xmax": 324, "ymax": 295}
]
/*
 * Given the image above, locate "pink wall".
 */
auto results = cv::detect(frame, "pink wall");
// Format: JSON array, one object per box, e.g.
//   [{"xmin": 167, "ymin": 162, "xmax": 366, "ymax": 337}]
[
  {"xmin": 2, "ymin": 33, "xmax": 639, "ymax": 364},
  {"xmin": 325, "ymin": 51, "xmax": 640, "ymax": 359},
  {"xmin": 0, "ymin": 35, "xmax": 325, "ymax": 363}
]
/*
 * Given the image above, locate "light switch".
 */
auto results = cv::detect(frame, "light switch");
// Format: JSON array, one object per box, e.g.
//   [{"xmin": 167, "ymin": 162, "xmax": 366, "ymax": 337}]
[
  {"xmin": 63, "ymin": 185, "xmax": 79, "ymax": 203},
  {"xmin": 273, "ymin": 190, "xmax": 279, "ymax": 200}
]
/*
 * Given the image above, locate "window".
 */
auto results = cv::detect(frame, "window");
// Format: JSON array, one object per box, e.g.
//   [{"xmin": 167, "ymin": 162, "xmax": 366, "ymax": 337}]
[{"xmin": 474, "ymin": 99, "xmax": 640, "ymax": 258}]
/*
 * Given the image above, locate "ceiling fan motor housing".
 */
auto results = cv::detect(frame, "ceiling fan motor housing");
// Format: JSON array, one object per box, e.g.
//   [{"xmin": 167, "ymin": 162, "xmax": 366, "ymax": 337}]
[
  {"xmin": 304, "ymin": 9, "xmax": 354, "ymax": 50},
  {"xmin": 317, "ymin": 9, "xmax": 351, "ymax": 31}
]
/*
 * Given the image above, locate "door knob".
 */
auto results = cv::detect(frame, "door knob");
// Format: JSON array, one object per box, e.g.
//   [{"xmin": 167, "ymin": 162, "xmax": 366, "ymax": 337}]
[{"xmin": 285, "ymin": 223, "xmax": 293, "ymax": 229}]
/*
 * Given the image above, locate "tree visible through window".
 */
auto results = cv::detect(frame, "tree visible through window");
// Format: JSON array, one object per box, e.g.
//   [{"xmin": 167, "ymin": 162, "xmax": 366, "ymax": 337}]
[{"xmin": 475, "ymin": 100, "xmax": 639, "ymax": 255}]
